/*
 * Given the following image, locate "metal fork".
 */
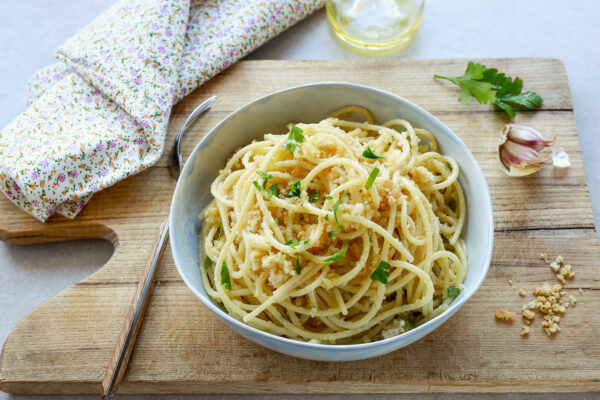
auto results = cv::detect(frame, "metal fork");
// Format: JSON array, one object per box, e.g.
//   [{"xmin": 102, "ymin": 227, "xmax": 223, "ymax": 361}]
[{"xmin": 101, "ymin": 96, "xmax": 216, "ymax": 400}]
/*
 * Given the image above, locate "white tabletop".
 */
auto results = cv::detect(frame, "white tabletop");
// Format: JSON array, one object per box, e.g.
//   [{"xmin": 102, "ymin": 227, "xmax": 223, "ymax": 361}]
[{"xmin": 1, "ymin": 1, "xmax": 599, "ymax": 399}]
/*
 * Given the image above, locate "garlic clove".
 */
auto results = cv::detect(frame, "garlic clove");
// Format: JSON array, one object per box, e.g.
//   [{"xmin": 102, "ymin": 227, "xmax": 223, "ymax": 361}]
[
  {"xmin": 502, "ymin": 124, "xmax": 553, "ymax": 152},
  {"xmin": 498, "ymin": 124, "xmax": 554, "ymax": 177}
]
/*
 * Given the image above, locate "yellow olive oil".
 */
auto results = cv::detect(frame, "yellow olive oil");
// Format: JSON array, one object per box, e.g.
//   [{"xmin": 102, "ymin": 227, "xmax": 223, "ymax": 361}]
[{"xmin": 326, "ymin": 0, "xmax": 424, "ymax": 51}]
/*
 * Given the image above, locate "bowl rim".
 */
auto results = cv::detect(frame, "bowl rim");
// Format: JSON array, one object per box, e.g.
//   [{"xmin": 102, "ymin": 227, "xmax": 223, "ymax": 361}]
[{"xmin": 169, "ymin": 81, "xmax": 494, "ymax": 350}]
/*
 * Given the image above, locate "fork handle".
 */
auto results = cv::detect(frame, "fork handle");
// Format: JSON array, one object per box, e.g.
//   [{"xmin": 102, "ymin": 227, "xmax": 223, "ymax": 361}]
[{"xmin": 101, "ymin": 217, "xmax": 169, "ymax": 399}]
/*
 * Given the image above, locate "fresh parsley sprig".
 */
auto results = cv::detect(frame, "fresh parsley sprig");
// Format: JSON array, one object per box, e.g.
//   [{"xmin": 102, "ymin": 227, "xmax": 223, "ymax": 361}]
[
  {"xmin": 221, "ymin": 261, "xmax": 231, "ymax": 290},
  {"xmin": 370, "ymin": 260, "xmax": 391, "ymax": 284},
  {"xmin": 284, "ymin": 239, "xmax": 309, "ymax": 248},
  {"xmin": 332, "ymin": 192, "xmax": 346, "ymax": 229},
  {"xmin": 402, "ymin": 314, "xmax": 415, "ymax": 330},
  {"xmin": 324, "ymin": 249, "xmax": 346, "ymax": 263},
  {"xmin": 283, "ymin": 125, "xmax": 305, "ymax": 154},
  {"xmin": 268, "ymin": 183, "xmax": 280, "ymax": 198},
  {"xmin": 287, "ymin": 181, "xmax": 301, "ymax": 198},
  {"xmin": 448, "ymin": 286, "xmax": 461, "ymax": 298},
  {"xmin": 365, "ymin": 167, "xmax": 380, "ymax": 190},
  {"xmin": 363, "ymin": 147, "xmax": 384, "ymax": 159},
  {"xmin": 256, "ymin": 170, "xmax": 273, "ymax": 189},
  {"xmin": 434, "ymin": 61, "xmax": 543, "ymax": 118},
  {"xmin": 295, "ymin": 257, "xmax": 302, "ymax": 275}
]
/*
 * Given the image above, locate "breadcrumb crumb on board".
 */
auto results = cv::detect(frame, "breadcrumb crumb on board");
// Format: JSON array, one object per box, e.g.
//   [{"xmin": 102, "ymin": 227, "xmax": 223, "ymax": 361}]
[{"xmin": 495, "ymin": 308, "xmax": 515, "ymax": 321}]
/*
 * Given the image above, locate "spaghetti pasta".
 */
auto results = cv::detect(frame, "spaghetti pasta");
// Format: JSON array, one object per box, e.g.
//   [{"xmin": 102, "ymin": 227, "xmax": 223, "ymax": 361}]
[{"xmin": 199, "ymin": 106, "xmax": 467, "ymax": 344}]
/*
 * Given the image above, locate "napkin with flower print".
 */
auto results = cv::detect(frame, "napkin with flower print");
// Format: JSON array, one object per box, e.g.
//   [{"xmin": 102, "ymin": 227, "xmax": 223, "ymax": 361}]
[{"xmin": 0, "ymin": 0, "xmax": 323, "ymax": 222}]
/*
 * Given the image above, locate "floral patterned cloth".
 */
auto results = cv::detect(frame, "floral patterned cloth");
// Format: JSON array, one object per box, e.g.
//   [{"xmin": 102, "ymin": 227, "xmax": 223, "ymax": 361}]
[{"xmin": 0, "ymin": 0, "xmax": 324, "ymax": 222}]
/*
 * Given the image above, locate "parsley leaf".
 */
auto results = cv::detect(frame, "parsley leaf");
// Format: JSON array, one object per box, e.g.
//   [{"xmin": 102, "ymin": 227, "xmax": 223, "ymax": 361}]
[
  {"xmin": 434, "ymin": 61, "xmax": 543, "ymax": 118},
  {"xmin": 365, "ymin": 167, "xmax": 380, "ymax": 190},
  {"xmin": 252, "ymin": 181, "xmax": 262, "ymax": 191},
  {"xmin": 324, "ymin": 214, "xmax": 329, "ymax": 221},
  {"xmin": 268, "ymin": 183, "xmax": 280, "ymax": 198},
  {"xmin": 448, "ymin": 286, "xmax": 461, "ymax": 298},
  {"xmin": 402, "ymin": 314, "xmax": 415, "ymax": 330},
  {"xmin": 497, "ymin": 91, "xmax": 543, "ymax": 110},
  {"xmin": 328, "ymin": 230, "xmax": 338, "ymax": 238},
  {"xmin": 296, "ymin": 257, "xmax": 301, "ymax": 275},
  {"xmin": 282, "ymin": 124, "xmax": 304, "ymax": 154},
  {"xmin": 284, "ymin": 239, "xmax": 308, "ymax": 248},
  {"xmin": 221, "ymin": 261, "xmax": 231, "ymax": 290},
  {"xmin": 217, "ymin": 222, "xmax": 223, "ymax": 240},
  {"xmin": 362, "ymin": 147, "xmax": 384, "ymax": 159},
  {"xmin": 204, "ymin": 256, "xmax": 213, "ymax": 269},
  {"xmin": 324, "ymin": 249, "xmax": 346, "ymax": 263},
  {"xmin": 370, "ymin": 261, "xmax": 391, "ymax": 284},
  {"xmin": 256, "ymin": 170, "xmax": 273, "ymax": 189},
  {"xmin": 274, "ymin": 217, "xmax": 279, "ymax": 226},
  {"xmin": 308, "ymin": 192, "xmax": 320, "ymax": 202},
  {"xmin": 287, "ymin": 181, "xmax": 301, "ymax": 198},
  {"xmin": 332, "ymin": 192, "xmax": 346, "ymax": 229},
  {"xmin": 435, "ymin": 62, "xmax": 496, "ymax": 105}
]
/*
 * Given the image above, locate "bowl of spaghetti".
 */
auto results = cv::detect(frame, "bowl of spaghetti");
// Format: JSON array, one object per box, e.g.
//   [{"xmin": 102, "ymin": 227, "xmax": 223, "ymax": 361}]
[{"xmin": 169, "ymin": 83, "xmax": 493, "ymax": 361}]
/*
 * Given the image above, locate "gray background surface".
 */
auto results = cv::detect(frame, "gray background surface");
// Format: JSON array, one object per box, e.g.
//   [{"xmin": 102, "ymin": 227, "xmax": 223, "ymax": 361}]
[{"xmin": 1, "ymin": 1, "xmax": 599, "ymax": 399}]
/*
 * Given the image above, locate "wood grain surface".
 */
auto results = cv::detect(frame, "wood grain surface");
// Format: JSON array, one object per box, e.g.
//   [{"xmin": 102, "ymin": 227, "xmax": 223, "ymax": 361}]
[{"xmin": 0, "ymin": 58, "xmax": 598, "ymax": 394}]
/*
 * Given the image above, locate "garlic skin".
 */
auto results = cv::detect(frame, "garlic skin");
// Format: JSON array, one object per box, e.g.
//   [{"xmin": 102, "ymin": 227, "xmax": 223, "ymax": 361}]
[{"xmin": 498, "ymin": 124, "xmax": 554, "ymax": 177}]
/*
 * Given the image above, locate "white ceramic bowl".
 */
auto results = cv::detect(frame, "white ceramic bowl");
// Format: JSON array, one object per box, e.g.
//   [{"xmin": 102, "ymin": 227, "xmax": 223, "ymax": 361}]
[{"xmin": 169, "ymin": 83, "xmax": 493, "ymax": 361}]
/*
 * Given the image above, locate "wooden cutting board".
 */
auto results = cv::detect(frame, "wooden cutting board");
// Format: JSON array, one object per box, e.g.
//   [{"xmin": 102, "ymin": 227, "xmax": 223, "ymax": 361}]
[{"xmin": 1, "ymin": 59, "xmax": 599, "ymax": 394}]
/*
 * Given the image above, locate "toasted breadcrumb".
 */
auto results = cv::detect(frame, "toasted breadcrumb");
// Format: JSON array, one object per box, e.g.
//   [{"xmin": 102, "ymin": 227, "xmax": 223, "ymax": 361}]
[
  {"xmin": 522, "ymin": 309, "xmax": 535, "ymax": 322},
  {"xmin": 555, "ymin": 255, "xmax": 564, "ymax": 264},
  {"xmin": 542, "ymin": 315, "xmax": 561, "ymax": 336},
  {"xmin": 495, "ymin": 308, "xmax": 516, "ymax": 321},
  {"xmin": 509, "ymin": 254, "xmax": 579, "ymax": 338}
]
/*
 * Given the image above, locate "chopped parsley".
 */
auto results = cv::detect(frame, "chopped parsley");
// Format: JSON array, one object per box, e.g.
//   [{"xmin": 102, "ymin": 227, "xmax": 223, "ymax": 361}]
[
  {"xmin": 282, "ymin": 124, "xmax": 304, "ymax": 154},
  {"xmin": 370, "ymin": 260, "xmax": 391, "ymax": 284},
  {"xmin": 324, "ymin": 249, "xmax": 346, "ymax": 263},
  {"xmin": 274, "ymin": 217, "xmax": 279, "ymax": 226},
  {"xmin": 252, "ymin": 180, "xmax": 262, "ymax": 191},
  {"xmin": 328, "ymin": 230, "xmax": 338, "ymax": 238},
  {"xmin": 365, "ymin": 167, "xmax": 380, "ymax": 190},
  {"xmin": 324, "ymin": 214, "xmax": 329, "ymax": 221},
  {"xmin": 326, "ymin": 195, "xmax": 333, "ymax": 200},
  {"xmin": 220, "ymin": 261, "xmax": 231, "ymax": 290},
  {"xmin": 308, "ymin": 192, "xmax": 320, "ymax": 202},
  {"xmin": 256, "ymin": 170, "xmax": 273, "ymax": 189},
  {"xmin": 287, "ymin": 181, "xmax": 301, "ymax": 198},
  {"xmin": 279, "ymin": 311, "xmax": 288, "ymax": 321},
  {"xmin": 284, "ymin": 239, "xmax": 309, "ymax": 248},
  {"xmin": 296, "ymin": 257, "xmax": 301, "ymax": 275},
  {"xmin": 268, "ymin": 183, "xmax": 280, "ymax": 198},
  {"xmin": 362, "ymin": 147, "xmax": 384, "ymax": 159},
  {"xmin": 332, "ymin": 192, "xmax": 346, "ymax": 229},
  {"xmin": 402, "ymin": 314, "xmax": 415, "ymax": 330},
  {"xmin": 217, "ymin": 222, "xmax": 223, "ymax": 240},
  {"xmin": 204, "ymin": 256, "xmax": 213, "ymax": 269},
  {"xmin": 448, "ymin": 286, "xmax": 461, "ymax": 298}
]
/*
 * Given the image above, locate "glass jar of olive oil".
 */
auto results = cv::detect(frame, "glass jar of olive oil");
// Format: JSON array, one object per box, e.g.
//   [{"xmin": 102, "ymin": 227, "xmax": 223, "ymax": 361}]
[{"xmin": 326, "ymin": 0, "xmax": 425, "ymax": 51}]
